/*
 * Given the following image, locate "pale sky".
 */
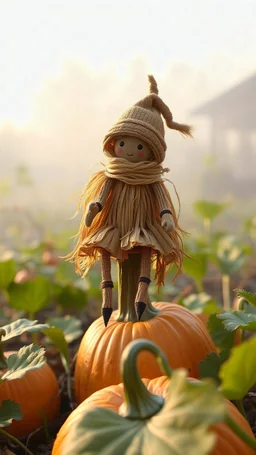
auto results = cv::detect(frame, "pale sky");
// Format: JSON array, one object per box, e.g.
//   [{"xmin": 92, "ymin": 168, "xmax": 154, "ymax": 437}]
[
  {"xmin": 1, "ymin": 0, "xmax": 256, "ymax": 124},
  {"xmin": 0, "ymin": 0, "xmax": 255, "ymax": 213}
]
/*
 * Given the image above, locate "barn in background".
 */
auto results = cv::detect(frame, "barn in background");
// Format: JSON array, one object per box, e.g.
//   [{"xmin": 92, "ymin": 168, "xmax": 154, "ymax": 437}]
[{"xmin": 192, "ymin": 73, "xmax": 256, "ymax": 199}]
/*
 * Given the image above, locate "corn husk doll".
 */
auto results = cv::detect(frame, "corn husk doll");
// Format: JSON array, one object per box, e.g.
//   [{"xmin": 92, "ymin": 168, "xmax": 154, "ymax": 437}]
[{"xmin": 67, "ymin": 75, "xmax": 192, "ymax": 326}]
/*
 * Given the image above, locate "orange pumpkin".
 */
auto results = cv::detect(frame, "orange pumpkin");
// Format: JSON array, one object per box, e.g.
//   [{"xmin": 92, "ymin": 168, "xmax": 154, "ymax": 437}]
[
  {"xmin": 54, "ymin": 373, "xmax": 254, "ymax": 454},
  {"xmin": 0, "ymin": 351, "xmax": 60, "ymax": 438},
  {"xmin": 75, "ymin": 302, "xmax": 217, "ymax": 402}
]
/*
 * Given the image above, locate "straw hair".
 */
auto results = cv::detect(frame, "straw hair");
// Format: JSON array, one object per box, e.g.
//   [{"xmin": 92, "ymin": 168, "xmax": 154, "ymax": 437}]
[
  {"xmin": 66, "ymin": 159, "xmax": 185, "ymax": 286},
  {"xmin": 103, "ymin": 75, "xmax": 192, "ymax": 163}
]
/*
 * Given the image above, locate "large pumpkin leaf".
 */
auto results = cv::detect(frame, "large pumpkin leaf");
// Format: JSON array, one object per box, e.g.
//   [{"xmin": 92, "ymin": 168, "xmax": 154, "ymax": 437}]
[
  {"xmin": 182, "ymin": 253, "xmax": 208, "ymax": 290},
  {"xmin": 1, "ymin": 319, "xmax": 70, "ymax": 376},
  {"xmin": 217, "ymin": 311, "xmax": 256, "ymax": 332},
  {"xmin": 57, "ymin": 284, "xmax": 87, "ymax": 309},
  {"xmin": 0, "ymin": 344, "xmax": 46, "ymax": 382},
  {"xmin": 199, "ymin": 349, "xmax": 230, "ymax": 384},
  {"xmin": 234, "ymin": 289, "xmax": 256, "ymax": 308},
  {"xmin": 63, "ymin": 370, "xmax": 225, "ymax": 455},
  {"xmin": 8, "ymin": 276, "xmax": 52, "ymax": 314},
  {"xmin": 0, "ymin": 260, "xmax": 16, "ymax": 289},
  {"xmin": 193, "ymin": 201, "xmax": 227, "ymax": 220},
  {"xmin": 208, "ymin": 314, "xmax": 237, "ymax": 349},
  {"xmin": 220, "ymin": 337, "xmax": 256, "ymax": 400},
  {"xmin": 1, "ymin": 319, "xmax": 49, "ymax": 342},
  {"xmin": 47, "ymin": 316, "xmax": 82, "ymax": 343},
  {"xmin": 0, "ymin": 400, "xmax": 22, "ymax": 428},
  {"xmin": 215, "ymin": 239, "xmax": 248, "ymax": 275},
  {"xmin": 179, "ymin": 293, "xmax": 219, "ymax": 315},
  {"xmin": 55, "ymin": 261, "xmax": 78, "ymax": 283}
]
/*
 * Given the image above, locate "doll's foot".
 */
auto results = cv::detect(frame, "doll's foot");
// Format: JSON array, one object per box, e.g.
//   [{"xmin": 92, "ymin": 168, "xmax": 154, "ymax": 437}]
[
  {"xmin": 102, "ymin": 307, "xmax": 113, "ymax": 327},
  {"xmin": 135, "ymin": 277, "xmax": 151, "ymax": 320},
  {"xmin": 101, "ymin": 280, "xmax": 114, "ymax": 327},
  {"xmin": 135, "ymin": 301, "xmax": 147, "ymax": 320}
]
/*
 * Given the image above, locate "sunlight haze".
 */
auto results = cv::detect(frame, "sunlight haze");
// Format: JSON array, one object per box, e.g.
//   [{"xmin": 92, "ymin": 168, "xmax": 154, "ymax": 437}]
[{"xmin": 1, "ymin": 0, "xmax": 255, "ymax": 215}]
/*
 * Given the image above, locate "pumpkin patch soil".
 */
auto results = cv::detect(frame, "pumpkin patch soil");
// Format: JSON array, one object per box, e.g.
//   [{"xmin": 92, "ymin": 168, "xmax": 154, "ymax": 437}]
[{"xmin": 1, "ymin": 270, "xmax": 256, "ymax": 454}]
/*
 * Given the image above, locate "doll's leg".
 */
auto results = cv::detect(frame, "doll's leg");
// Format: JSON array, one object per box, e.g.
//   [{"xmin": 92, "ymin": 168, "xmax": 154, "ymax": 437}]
[
  {"xmin": 101, "ymin": 249, "xmax": 113, "ymax": 327},
  {"xmin": 135, "ymin": 247, "xmax": 151, "ymax": 320}
]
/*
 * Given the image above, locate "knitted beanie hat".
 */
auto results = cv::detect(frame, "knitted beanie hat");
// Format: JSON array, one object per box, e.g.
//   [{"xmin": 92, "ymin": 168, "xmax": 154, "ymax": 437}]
[{"xmin": 103, "ymin": 75, "xmax": 192, "ymax": 163}]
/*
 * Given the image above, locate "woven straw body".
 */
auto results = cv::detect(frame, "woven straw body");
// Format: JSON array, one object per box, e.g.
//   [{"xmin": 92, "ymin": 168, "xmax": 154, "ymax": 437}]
[
  {"xmin": 67, "ymin": 159, "xmax": 184, "ymax": 286},
  {"xmin": 81, "ymin": 179, "xmax": 176, "ymax": 259}
]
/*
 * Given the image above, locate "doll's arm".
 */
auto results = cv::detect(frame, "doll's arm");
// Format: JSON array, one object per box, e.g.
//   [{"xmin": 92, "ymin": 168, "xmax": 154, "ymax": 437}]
[
  {"xmin": 85, "ymin": 178, "xmax": 113, "ymax": 227},
  {"xmin": 153, "ymin": 182, "xmax": 175, "ymax": 233}
]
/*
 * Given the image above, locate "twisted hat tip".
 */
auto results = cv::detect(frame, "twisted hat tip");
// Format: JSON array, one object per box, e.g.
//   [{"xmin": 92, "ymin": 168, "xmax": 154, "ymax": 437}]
[
  {"xmin": 148, "ymin": 75, "xmax": 159, "ymax": 95},
  {"xmin": 171, "ymin": 121, "xmax": 193, "ymax": 137}
]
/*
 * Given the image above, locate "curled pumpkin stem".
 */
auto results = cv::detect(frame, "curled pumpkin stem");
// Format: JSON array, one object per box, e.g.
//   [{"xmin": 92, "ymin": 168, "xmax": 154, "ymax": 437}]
[{"xmin": 119, "ymin": 339, "xmax": 172, "ymax": 420}]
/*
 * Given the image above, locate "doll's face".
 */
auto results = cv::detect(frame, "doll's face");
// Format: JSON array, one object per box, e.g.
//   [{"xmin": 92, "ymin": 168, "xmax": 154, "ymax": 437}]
[{"xmin": 114, "ymin": 136, "xmax": 153, "ymax": 162}]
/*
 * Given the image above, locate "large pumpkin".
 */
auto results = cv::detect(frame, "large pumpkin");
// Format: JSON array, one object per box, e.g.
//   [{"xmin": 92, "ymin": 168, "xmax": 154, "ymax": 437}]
[
  {"xmin": 53, "ymin": 340, "xmax": 255, "ymax": 455},
  {"xmin": 75, "ymin": 301, "xmax": 217, "ymax": 401},
  {"xmin": 0, "ymin": 351, "xmax": 60, "ymax": 438}
]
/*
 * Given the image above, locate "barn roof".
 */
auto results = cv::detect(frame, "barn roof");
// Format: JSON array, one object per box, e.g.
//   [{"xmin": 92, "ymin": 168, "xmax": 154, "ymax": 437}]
[{"xmin": 192, "ymin": 73, "xmax": 256, "ymax": 129}]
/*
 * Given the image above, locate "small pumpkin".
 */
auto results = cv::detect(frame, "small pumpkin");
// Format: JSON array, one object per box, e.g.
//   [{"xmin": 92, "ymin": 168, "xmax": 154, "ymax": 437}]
[
  {"xmin": 75, "ymin": 301, "xmax": 217, "ymax": 401},
  {"xmin": 0, "ymin": 350, "xmax": 60, "ymax": 438},
  {"xmin": 53, "ymin": 339, "xmax": 255, "ymax": 455}
]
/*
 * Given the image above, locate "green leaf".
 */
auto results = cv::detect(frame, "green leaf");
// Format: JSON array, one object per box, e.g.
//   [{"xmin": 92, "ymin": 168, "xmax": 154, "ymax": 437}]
[
  {"xmin": 182, "ymin": 254, "xmax": 208, "ymax": 289},
  {"xmin": 208, "ymin": 314, "xmax": 237, "ymax": 349},
  {"xmin": 244, "ymin": 216, "xmax": 256, "ymax": 241},
  {"xmin": 15, "ymin": 165, "xmax": 33, "ymax": 186},
  {"xmin": 42, "ymin": 327, "xmax": 69, "ymax": 372},
  {"xmin": 0, "ymin": 260, "xmax": 16, "ymax": 289},
  {"xmin": 55, "ymin": 261, "xmax": 78, "ymax": 283},
  {"xmin": 180, "ymin": 293, "xmax": 219, "ymax": 315},
  {"xmin": 57, "ymin": 284, "xmax": 87, "ymax": 309},
  {"xmin": 8, "ymin": 276, "xmax": 52, "ymax": 314},
  {"xmin": 194, "ymin": 201, "xmax": 227, "ymax": 220},
  {"xmin": 199, "ymin": 349, "xmax": 230, "ymax": 384},
  {"xmin": 47, "ymin": 316, "xmax": 82, "ymax": 343},
  {"xmin": 234, "ymin": 289, "xmax": 256, "ymax": 308},
  {"xmin": 220, "ymin": 337, "xmax": 256, "ymax": 399},
  {"xmin": 217, "ymin": 311, "xmax": 256, "ymax": 332},
  {"xmin": 0, "ymin": 400, "xmax": 22, "ymax": 428},
  {"xmin": 215, "ymin": 237, "xmax": 248, "ymax": 275},
  {"xmin": 0, "ymin": 178, "xmax": 12, "ymax": 197},
  {"xmin": 1, "ymin": 319, "xmax": 49, "ymax": 342},
  {"xmin": 0, "ymin": 345, "xmax": 46, "ymax": 382},
  {"xmin": 84, "ymin": 270, "xmax": 102, "ymax": 299},
  {"xmin": 63, "ymin": 370, "xmax": 225, "ymax": 455}
]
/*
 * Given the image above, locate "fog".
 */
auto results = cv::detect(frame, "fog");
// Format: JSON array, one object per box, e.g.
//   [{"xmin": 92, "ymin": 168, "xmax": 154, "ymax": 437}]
[{"xmin": 1, "ymin": 56, "xmax": 256, "ymax": 245}]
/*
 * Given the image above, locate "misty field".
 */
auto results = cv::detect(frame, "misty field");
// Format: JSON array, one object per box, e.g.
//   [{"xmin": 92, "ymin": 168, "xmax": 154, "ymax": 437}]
[{"xmin": 1, "ymin": 180, "xmax": 256, "ymax": 454}]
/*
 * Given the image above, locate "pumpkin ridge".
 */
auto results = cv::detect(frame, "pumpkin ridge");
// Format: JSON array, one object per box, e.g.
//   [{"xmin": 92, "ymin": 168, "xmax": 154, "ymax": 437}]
[
  {"xmin": 0, "ymin": 357, "xmax": 60, "ymax": 438},
  {"xmin": 75, "ymin": 321, "xmax": 119, "ymax": 400},
  {"xmin": 75, "ymin": 301, "xmax": 218, "ymax": 400}
]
